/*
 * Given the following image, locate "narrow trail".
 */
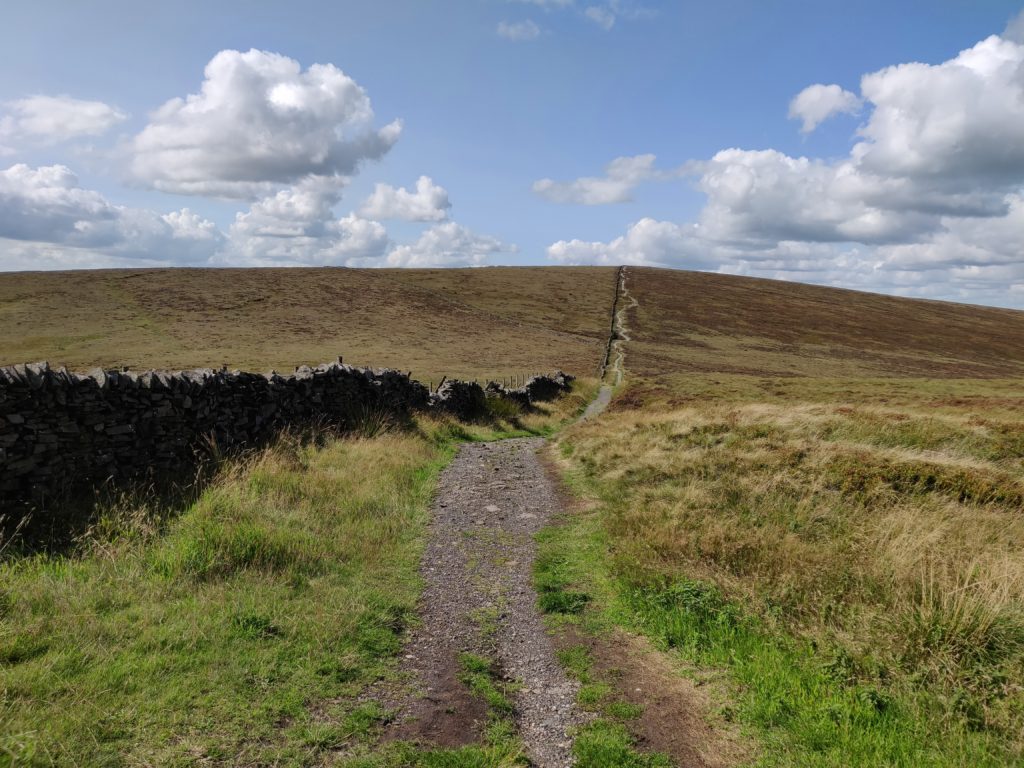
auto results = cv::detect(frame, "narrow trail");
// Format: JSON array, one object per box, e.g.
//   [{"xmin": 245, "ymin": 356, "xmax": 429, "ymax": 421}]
[
  {"xmin": 382, "ymin": 439, "xmax": 585, "ymax": 765},
  {"xmin": 581, "ymin": 266, "xmax": 633, "ymax": 421},
  {"xmin": 378, "ymin": 268, "xmax": 634, "ymax": 766}
]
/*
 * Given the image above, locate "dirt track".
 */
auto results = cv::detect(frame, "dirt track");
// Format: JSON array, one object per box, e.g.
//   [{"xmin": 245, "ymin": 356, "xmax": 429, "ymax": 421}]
[
  {"xmin": 378, "ymin": 270, "xmax": 636, "ymax": 766},
  {"xmin": 381, "ymin": 438, "xmax": 586, "ymax": 766}
]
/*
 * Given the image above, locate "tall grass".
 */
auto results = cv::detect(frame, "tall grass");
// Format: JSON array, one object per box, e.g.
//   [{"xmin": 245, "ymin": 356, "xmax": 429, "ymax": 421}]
[{"xmin": 551, "ymin": 379, "xmax": 1024, "ymax": 765}]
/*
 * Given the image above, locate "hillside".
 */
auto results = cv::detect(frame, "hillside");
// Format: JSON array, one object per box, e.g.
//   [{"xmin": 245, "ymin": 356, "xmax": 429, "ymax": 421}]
[
  {"xmin": 626, "ymin": 267, "xmax": 1024, "ymax": 381},
  {"xmin": 4, "ymin": 264, "xmax": 1024, "ymax": 765},
  {"xmin": 548, "ymin": 266, "xmax": 1024, "ymax": 765},
  {"xmin": 4, "ymin": 265, "xmax": 1022, "ymax": 385},
  {"xmin": 0, "ymin": 267, "xmax": 617, "ymax": 382}
]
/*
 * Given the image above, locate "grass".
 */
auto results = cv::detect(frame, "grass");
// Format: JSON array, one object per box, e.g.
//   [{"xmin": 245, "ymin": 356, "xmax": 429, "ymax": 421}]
[
  {"xmin": 0, "ymin": 380, "xmax": 594, "ymax": 766},
  {"xmin": 550, "ymin": 637, "xmax": 671, "ymax": 768},
  {"xmin": 528, "ymin": 266, "xmax": 1024, "ymax": 765},
  {"xmin": 540, "ymin": 266, "xmax": 1024, "ymax": 765},
  {"xmin": 536, "ymin": 520, "xmax": 675, "ymax": 768},
  {"xmin": 552, "ymin": 385, "xmax": 1024, "ymax": 764},
  {"xmin": 623, "ymin": 267, "xmax": 1024, "ymax": 380},
  {"xmin": 0, "ymin": 431, "xmax": 440, "ymax": 765},
  {"xmin": 0, "ymin": 267, "xmax": 616, "ymax": 382},
  {"xmin": 6, "ymin": 263, "xmax": 1024, "ymax": 764}
]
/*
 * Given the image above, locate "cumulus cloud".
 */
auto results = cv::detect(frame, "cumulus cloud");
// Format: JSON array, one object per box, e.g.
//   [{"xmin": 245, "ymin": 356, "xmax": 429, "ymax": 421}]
[
  {"xmin": 0, "ymin": 95, "xmax": 127, "ymax": 147},
  {"xmin": 497, "ymin": 20, "xmax": 541, "ymax": 41},
  {"xmin": 223, "ymin": 177, "xmax": 505, "ymax": 268},
  {"xmin": 0, "ymin": 163, "xmax": 503, "ymax": 270},
  {"xmin": 1004, "ymin": 9, "xmax": 1024, "ymax": 43},
  {"xmin": 549, "ymin": 218, "xmax": 708, "ymax": 266},
  {"xmin": 129, "ymin": 49, "xmax": 400, "ymax": 198},
  {"xmin": 384, "ymin": 222, "xmax": 514, "ymax": 267},
  {"xmin": 0, "ymin": 164, "xmax": 222, "ymax": 268},
  {"xmin": 225, "ymin": 178, "xmax": 389, "ymax": 266},
  {"xmin": 546, "ymin": 32, "xmax": 1024, "ymax": 307},
  {"xmin": 694, "ymin": 148, "xmax": 946, "ymax": 245},
  {"xmin": 853, "ymin": 35, "xmax": 1024, "ymax": 185},
  {"xmin": 358, "ymin": 176, "xmax": 451, "ymax": 221},
  {"xmin": 533, "ymin": 154, "xmax": 683, "ymax": 204},
  {"xmin": 788, "ymin": 84, "xmax": 860, "ymax": 133}
]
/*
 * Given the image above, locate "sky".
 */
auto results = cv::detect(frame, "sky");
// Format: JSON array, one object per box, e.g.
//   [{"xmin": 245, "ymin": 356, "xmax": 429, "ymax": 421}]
[{"xmin": 1, "ymin": 1, "xmax": 1023, "ymax": 308}]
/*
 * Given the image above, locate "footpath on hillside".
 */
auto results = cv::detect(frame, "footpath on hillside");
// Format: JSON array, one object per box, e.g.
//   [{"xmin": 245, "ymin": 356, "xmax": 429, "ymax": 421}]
[{"xmin": 375, "ymin": 269, "xmax": 633, "ymax": 766}]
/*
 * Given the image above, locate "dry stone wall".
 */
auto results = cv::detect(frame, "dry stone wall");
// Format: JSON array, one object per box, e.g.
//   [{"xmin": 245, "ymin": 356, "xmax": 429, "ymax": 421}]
[{"xmin": 0, "ymin": 361, "xmax": 574, "ymax": 517}]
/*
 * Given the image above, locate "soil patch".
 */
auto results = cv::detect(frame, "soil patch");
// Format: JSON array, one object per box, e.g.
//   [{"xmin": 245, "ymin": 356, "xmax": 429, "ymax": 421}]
[{"xmin": 555, "ymin": 626, "xmax": 751, "ymax": 768}]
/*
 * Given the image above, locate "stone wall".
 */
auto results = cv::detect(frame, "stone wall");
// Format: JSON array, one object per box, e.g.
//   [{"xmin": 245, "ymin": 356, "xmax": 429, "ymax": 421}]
[{"xmin": 0, "ymin": 361, "xmax": 574, "ymax": 517}]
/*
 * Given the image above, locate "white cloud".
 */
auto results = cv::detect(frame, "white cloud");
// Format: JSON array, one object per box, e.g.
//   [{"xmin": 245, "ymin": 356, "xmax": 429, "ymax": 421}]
[
  {"xmin": 223, "ymin": 177, "xmax": 503, "ymax": 268},
  {"xmin": 384, "ymin": 222, "xmax": 513, "ymax": 267},
  {"xmin": 1004, "ymin": 9, "xmax": 1024, "ymax": 43},
  {"xmin": 788, "ymin": 84, "xmax": 860, "ymax": 133},
  {"xmin": 545, "ymin": 32, "xmax": 1024, "ymax": 307},
  {"xmin": 0, "ymin": 162, "xmax": 505, "ymax": 270},
  {"xmin": 549, "ymin": 218, "xmax": 708, "ymax": 266},
  {"xmin": 853, "ymin": 35, "xmax": 1024, "ymax": 185},
  {"xmin": 225, "ymin": 177, "xmax": 389, "ymax": 266},
  {"xmin": 549, "ymin": 211, "xmax": 1024, "ymax": 307},
  {"xmin": 358, "ymin": 176, "xmax": 451, "ymax": 221},
  {"xmin": 0, "ymin": 163, "xmax": 222, "ymax": 268},
  {"xmin": 695, "ymin": 148, "xmax": 941, "ymax": 245},
  {"xmin": 497, "ymin": 20, "xmax": 542, "ymax": 41},
  {"xmin": 129, "ymin": 49, "xmax": 400, "ymax": 198},
  {"xmin": 584, "ymin": 6, "xmax": 615, "ymax": 30},
  {"xmin": 533, "ymin": 154, "xmax": 682, "ymax": 204},
  {"xmin": 0, "ymin": 95, "xmax": 127, "ymax": 146}
]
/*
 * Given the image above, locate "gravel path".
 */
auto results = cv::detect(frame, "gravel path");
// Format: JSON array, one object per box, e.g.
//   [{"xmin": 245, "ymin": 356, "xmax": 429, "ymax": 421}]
[{"xmin": 383, "ymin": 438, "xmax": 586, "ymax": 766}]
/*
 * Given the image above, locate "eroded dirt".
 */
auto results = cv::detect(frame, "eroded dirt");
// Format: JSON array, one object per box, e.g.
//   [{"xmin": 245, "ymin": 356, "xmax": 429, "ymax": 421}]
[{"xmin": 554, "ymin": 626, "xmax": 751, "ymax": 768}]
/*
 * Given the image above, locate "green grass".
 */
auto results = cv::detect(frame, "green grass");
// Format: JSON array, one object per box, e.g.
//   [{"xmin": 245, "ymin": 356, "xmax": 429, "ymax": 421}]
[
  {"xmin": 0, "ymin": 431, "xmax": 444, "ymax": 765},
  {"xmin": 538, "ymin": 465, "xmax": 1024, "ymax": 766},
  {"xmin": 536, "ymin": 529, "xmax": 673, "ymax": 768},
  {"xmin": 340, "ymin": 652, "xmax": 527, "ymax": 767},
  {"xmin": 458, "ymin": 653, "xmax": 516, "ymax": 716}
]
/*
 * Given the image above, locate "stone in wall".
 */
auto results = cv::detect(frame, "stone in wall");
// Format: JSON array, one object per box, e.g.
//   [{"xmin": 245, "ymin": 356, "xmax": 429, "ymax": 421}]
[
  {"xmin": 430, "ymin": 380, "xmax": 488, "ymax": 419},
  {"xmin": 484, "ymin": 371, "xmax": 575, "ymax": 408},
  {"xmin": 0, "ymin": 360, "xmax": 430, "ymax": 516}
]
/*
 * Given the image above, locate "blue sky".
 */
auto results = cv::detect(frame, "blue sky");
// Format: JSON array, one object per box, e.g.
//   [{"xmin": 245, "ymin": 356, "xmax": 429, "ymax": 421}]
[{"xmin": 1, "ymin": 1, "xmax": 1023, "ymax": 307}]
